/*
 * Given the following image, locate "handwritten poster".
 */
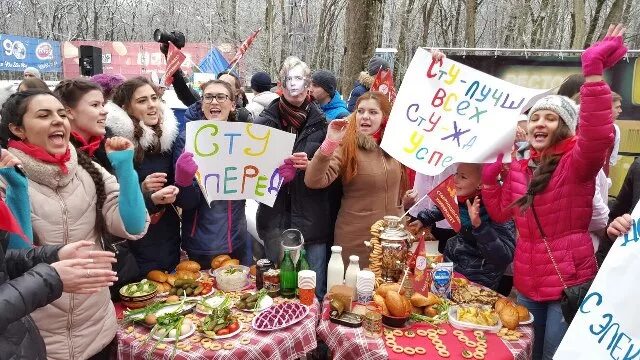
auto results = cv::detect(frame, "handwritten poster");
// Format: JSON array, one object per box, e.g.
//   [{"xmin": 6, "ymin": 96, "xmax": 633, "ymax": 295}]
[
  {"xmin": 185, "ymin": 121, "xmax": 295, "ymax": 207},
  {"xmin": 381, "ymin": 48, "xmax": 547, "ymax": 175},
  {"xmin": 555, "ymin": 203, "xmax": 640, "ymax": 359}
]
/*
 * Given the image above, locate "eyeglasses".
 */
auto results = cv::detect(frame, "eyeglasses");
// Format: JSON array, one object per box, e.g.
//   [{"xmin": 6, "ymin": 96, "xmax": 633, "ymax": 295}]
[{"xmin": 203, "ymin": 93, "xmax": 229, "ymax": 103}]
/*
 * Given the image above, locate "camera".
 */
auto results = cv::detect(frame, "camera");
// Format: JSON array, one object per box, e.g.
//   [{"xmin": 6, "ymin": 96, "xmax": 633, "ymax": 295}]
[{"xmin": 154, "ymin": 29, "xmax": 186, "ymax": 54}]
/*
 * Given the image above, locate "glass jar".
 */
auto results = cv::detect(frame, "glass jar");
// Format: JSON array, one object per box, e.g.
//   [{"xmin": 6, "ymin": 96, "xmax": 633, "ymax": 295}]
[{"xmin": 263, "ymin": 269, "xmax": 281, "ymax": 298}]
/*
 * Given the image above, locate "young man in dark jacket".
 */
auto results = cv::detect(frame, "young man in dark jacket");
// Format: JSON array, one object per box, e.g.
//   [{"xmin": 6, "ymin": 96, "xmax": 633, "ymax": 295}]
[
  {"xmin": 254, "ymin": 56, "xmax": 335, "ymax": 300},
  {"xmin": 346, "ymin": 56, "xmax": 389, "ymax": 112},
  {"xmin": 413, "ymin": 163, "xmax": 516, "ymax": 290}
]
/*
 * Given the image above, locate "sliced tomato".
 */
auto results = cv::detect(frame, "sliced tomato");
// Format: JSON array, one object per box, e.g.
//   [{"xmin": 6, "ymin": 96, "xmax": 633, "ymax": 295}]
[
  {"xmin": 227, "ymin": 321, "xmax": 239, "ymax": 333},
  {"xmin": 216, "ymin": 328, "xmax": 230, "ymax": 336}
]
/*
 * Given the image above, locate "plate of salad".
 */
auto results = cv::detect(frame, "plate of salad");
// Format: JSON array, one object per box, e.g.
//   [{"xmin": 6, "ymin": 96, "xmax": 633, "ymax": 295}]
[
  {"xmin": 235, "ymin": 289, "xmax": 273, "ymax": 312},
  {"xmin": 199, "ymin": 304, "xmax": 242, "ymax": 339}
]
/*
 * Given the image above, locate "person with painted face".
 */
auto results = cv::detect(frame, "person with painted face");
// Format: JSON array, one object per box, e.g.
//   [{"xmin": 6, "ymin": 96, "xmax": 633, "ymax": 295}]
[
  {"xmin": 0, "ymin": 89, "xmax": 149, "ymax": 360},
  {"xmin": 169, "ymin": 80, "xmax": 250, "ymax": 268},
  {"xmin": 481, "ymin": 25, "xmax": 626, "ymax": 360},
  {"xmin": 106, "ymin": 77, "xmax": 184, "ymax": 278},
  {"xmin": 54, "ymin": 79, "xmax": 150, "ymax": 297},
  {"xmin": 254, "ymin": 56, "xmax": 333, "ymax": 300},
  {"xmin": 305, "ymin": 91, "xmax": 406, "ymax": 268}
]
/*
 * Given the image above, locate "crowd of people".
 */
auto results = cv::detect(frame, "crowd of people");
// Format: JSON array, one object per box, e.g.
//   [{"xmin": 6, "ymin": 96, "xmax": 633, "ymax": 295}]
[{"xmin": 0, "ymin": 23, "xmax": 637, "ymax": 360}]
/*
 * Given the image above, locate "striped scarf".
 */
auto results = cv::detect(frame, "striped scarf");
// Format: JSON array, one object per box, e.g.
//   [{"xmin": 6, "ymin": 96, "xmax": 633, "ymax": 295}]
[{"xmin": 278, "ymin": 95, "xmax": 311, "ymax": 132}]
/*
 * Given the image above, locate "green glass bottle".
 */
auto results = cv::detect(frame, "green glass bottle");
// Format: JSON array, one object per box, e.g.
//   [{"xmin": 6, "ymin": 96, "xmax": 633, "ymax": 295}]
[
  {"xmin": 296, "ymin": 249, "xmax": 310, "ymax": 272},
  {"xmin": 280, "ymin": 250, "xmax": 297, "ymax": 298}
]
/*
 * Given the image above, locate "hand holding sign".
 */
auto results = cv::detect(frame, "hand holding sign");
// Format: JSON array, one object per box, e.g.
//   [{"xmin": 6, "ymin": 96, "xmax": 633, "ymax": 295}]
[
  {"xmin": 607, "ymin": 214, "xmax": 633, "ymax": 240},
  {"xmin": 175, "ymin": 152, "xmax": 198, "ymax": 187}
]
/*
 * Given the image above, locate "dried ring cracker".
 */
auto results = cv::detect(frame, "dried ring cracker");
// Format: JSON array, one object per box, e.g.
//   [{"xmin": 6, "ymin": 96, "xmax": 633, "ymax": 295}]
[
  {"xmin": 414, "ymin": 347, "xmax": 426, "ymax": 355},
  {"xmin": 438, "ymin": 349, "xmax": 450, "ymax": 358},
  {"xmin": 240, "ymin": 338, "xmax": 250, "ymax": 345},
  {"xmin": 223, "ymin": 342, "xmax": 234, "ymax": 350},
  {"xmin": 436, "ymin": 328, "xmax": 447, "ymax": 335},
  {"xmin": 416, "ymin": 329, "xmax": 429, "ymax": 337},
  {"xmin": 473, "ymin": 353, "xmax": 485, "ymax": 359},
  {"xmin": 453, "ymin": 330, "xmax": 464, "ymax": 336},
  {"xmin": 465, "ymin": 341, "xmax": 477, "ymax": 348},
  {"xmin": 386, "ymin": 340, "xmax": 397, "ymax": 347},
  {"xmin": 156, "ymin": 343, "xmax": 167, "ymax": 350},
  {"xmin": 403, "ymin": 347, "xmax": 416, "ymax": 355},
  {"xmin": 393, "ymin": 329, "xmax": 404, "ymax": 336},
  {"xmin": 462, "ymin": 350, "xmax": 474, "ymax": 359},
  {"xmin": 404, "ymin": 330, "xmax": 416, "ymax": 338},
  {"xmin": 210, "ymin": 342, "xmax": 222, "ymax": 351},
  {"xmin": 392, "ymin": 346, "xmax": 404, "ymax": 354}
]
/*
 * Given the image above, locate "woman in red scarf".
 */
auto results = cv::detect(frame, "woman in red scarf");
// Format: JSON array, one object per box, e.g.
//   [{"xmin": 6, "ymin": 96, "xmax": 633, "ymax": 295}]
[
  {"xmin": 305, "ymin": 91, "xmax": 406, "ymax": 268},
  {"xmin": 481, "ymin": 24, "xmax": 626, "ymax": 360}
]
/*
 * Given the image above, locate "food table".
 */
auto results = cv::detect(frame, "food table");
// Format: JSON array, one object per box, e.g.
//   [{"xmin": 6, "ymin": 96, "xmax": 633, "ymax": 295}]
[
  {"xmin": 115, "ymin": 269, "xmax": 321, "ymax": 360},
  {"xmin": 317, "ymin": 298, "xmax": 534, "ymax": 360}
]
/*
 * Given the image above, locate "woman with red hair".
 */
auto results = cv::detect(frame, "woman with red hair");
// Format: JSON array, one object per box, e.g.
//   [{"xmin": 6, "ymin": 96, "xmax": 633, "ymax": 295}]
[{"xmin": 305, "ymin": 91, "xmax": 405, "ymax": 266}]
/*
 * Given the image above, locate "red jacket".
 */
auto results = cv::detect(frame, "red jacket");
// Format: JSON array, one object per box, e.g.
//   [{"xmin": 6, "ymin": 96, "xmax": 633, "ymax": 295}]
[{"xmin": 482, "ymin": 81, "xmax": 614, "ymax": 301}]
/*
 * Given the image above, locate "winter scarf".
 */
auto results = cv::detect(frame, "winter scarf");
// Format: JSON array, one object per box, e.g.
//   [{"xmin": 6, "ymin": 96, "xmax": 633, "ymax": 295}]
[
  {"xmin": 8, "ymin": 139, "xmax": 70, "ymax": 174},
  {"xmin": 278, "ymin": 95, "xmax": 312, "ymax": 131},
  {"xmin": 70, "ymin": 131, "xmax": 103, "ymax": 157}
]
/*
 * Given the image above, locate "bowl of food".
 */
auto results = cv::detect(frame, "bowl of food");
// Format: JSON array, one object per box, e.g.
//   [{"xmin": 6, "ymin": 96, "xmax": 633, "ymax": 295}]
[
  {"xmin": 120, "ymin": 280, "xmax": 158, "ymax": 309},
  {"xmin": 381, "ymin": 313, "xmax": 410, "ymax": 328},
  {"xmin": 213, "ymin": 265, "xmax": 250, "ymax": 292}
]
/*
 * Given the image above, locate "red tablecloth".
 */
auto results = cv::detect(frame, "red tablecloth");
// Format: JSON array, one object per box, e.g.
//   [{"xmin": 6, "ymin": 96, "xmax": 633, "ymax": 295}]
[
  {"xmin": 116, "ymin": 297, "xmax": 320, "ymax": 360},
  {"xmin": 317, "ymin": 298, "xmax": 534, "ymax": 360}
]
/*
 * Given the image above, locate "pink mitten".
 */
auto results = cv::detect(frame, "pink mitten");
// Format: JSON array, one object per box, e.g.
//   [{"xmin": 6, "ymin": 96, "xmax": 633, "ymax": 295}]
[
  {"xmin": 482, "ymin": 153, "xmax": 504, "ymax": 185},
  {"xmin": 175, "ymin": 152, "xmax": 198, "ymax": 187},
  {"xmin": 278, "ymin": 159, "xmax": 296, "ymax": 184},
  {"xmin": 582, "ymin": 36, "xmax": 627, "ymax": 76},
  {"xmin": 319, "ymin": 138, "xmax": 340, "ymax": 156}
]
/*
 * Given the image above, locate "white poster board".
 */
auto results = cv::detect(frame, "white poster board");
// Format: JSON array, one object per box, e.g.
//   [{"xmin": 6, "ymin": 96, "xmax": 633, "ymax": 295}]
[
  {"xmin": 555, "ymin": 203, "xmax": 640, "ymax": 359},
  {"xmin": 381, "ymin": 48, "xmax": 548, "ymax": 175},
  {"xmin": 185, "ymin": 121, "xmax": 295, "ymax": 207}
]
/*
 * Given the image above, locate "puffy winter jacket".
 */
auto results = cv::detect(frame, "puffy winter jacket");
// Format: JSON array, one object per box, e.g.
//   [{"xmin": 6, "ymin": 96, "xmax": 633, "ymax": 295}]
[
  {"xmin": 0, "ymin": 145, "xmax": 147, "ymax": 359},
  {"xmin": 0, "ymin": 230, "xmax": 63, "ymax": 360},
  {"xmin": 417, "ymin": 205, "xmax": 516, "ymax": 290},
  {"xmin": 346, "ymin": 72, "xmax": 374, "ymax": 112},
  {"xmin": 254, "ymin": 98, "xmax": 334, "ymax": 246},
  {"xmin": 172, "ymin": 130, "xmax": 248, "ymax": 259},
  {"xmin": 106, "ymin": 101, "xmax": 183, "ymax": 277},
  {"xmin": 482, "ymin": 81, "xmax": 614, "ymax": 301},
  {"xmin": 319, "ymin": 92, "xmax": 350, "ymax": 121},
  {"xmin": 246, "ymin": 91, "xmax": 280, "ymax": 118}
]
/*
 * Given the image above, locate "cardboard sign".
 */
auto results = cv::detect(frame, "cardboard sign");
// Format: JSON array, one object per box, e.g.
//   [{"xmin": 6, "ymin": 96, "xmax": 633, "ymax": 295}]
[
  {"xmin": 555, "ymin": 203, "xmax": 640, "ymax": 359},
  {"xmin": 381, "ymin": 48, "xmax": 547, "ymax": 175},
  {"xmin": 185, "ymin": 121, "xmax": 295, "ymax": 207},
  {"xmin": 427, "ymin": 175, "xmax": 461, "ymax": 232}
]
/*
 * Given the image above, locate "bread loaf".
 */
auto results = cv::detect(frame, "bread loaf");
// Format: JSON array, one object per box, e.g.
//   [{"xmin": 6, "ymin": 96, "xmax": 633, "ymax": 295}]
[
  {"xmin": 176, "ymin": 260, "xmax": 201, "ymax": 273},
  {"xmin": 147, "ymin": 270, "xmax": 167, "ymax": 283}
]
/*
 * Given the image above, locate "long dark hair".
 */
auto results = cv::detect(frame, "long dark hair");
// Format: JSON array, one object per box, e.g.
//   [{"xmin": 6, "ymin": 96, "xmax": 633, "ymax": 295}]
[
  {"xmin": 54, "ymin": 78, "xmax": 103, "ymax": 108},
  {"xmin": 512, "ymin": 118, "xmax": 573, "ymax": 210},
  {"xmin": 0, "ymin": 89, "xmax": 106, "ymax": 233},
  {"xmin": 112, "ymin": 76, "xmax": 163, "ymax": 163}
]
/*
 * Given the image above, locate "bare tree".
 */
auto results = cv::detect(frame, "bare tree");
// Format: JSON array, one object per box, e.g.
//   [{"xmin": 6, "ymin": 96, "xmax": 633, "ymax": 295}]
[
  {"xmin": 340, "ymin": 0, "xmax": 384, "ymax": 94},
  {"xmin": 465, "ymin": 0, "xmax": 477, "ymax": 47}
]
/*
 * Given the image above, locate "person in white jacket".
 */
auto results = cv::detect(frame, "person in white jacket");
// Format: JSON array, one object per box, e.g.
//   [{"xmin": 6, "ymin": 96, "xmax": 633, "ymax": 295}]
[{"xmin": 246, "ymin": 71, "xmax": 279, "ymax": 118}]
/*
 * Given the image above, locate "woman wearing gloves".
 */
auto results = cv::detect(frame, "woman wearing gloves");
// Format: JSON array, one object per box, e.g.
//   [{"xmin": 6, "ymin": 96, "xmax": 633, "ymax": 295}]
[
  {"xmin": 480, "ymin": 25, "xmax": 626, "ymax": 360},
  {"xmin": 171, "ymin": 80, "xmax": 249, "ymax": 268},
  {"xmin": 0, "ymin": 89, "xmax": 148, "ymax": 359},
  {"xmin": 305, "ymin": 91, "xmax": 405, "ymax": 267},
  {"xmin": 107, "ymin": 76, "xmax": 183, "ymax": 277},
  {"xmin": 55, "ymin": 79, "xmax": 144, "ymax": 294}
]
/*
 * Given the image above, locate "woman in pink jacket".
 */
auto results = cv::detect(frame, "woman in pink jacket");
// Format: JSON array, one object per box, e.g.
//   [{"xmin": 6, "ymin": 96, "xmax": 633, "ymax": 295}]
[{"xmin": 481, "ymin": 25, "xmax": 626, "ymax": 360}]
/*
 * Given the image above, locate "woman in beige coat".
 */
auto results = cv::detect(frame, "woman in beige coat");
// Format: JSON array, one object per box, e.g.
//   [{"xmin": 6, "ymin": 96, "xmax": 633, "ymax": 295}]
[
  {"xmin": 305, "ymin": 92, "xmax": 406, "ymax": 267},
  {"xmin": 0, "ymin": 89, "xmax": 149, "ymax": 360}
]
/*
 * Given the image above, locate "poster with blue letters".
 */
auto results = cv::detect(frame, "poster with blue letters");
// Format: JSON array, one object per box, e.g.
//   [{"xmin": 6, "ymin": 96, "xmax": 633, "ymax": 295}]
[
  {"xmin": 555, "ymin": 203, "xmax": 640, "ymax": 359},
  {"xmin": 0, "ymin": 34, "xmax": 61, "ymax": 73}
]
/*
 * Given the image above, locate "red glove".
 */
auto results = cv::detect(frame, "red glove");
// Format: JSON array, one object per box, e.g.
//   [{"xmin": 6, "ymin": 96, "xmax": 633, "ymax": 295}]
[
  {"xmin": 582, "ymin": 35, "xmax": 627, "ymax": 76},
  {"xmin": 482, "ymin": 153, "xmax": 504, "ymax": 185},
  {"xmin": 278, "ymin": 159, "xmax": 296, "ymax": 184}
]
